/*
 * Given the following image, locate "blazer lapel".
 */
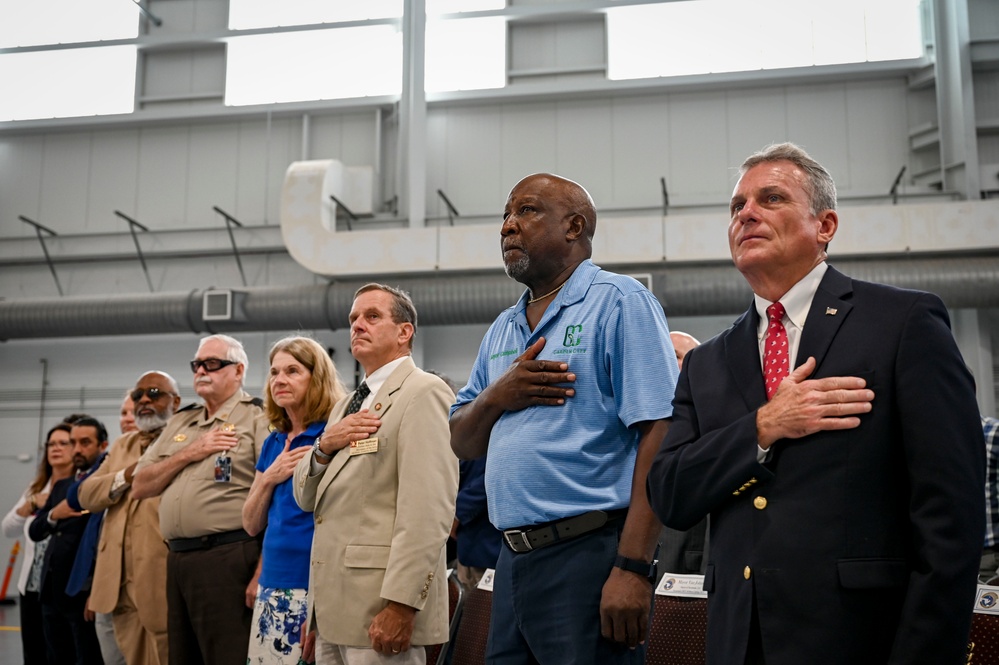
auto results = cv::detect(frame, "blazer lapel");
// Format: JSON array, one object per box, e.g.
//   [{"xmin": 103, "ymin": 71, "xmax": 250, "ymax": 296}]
[
  {"xmin": 317, "ymin": 400, "xmax": 352, "ymax": 499},
  {"xmin": 315, "ymin": 357, "xmax": 418, "ymax": 498},
  {"xmin": 724, "ymin": 305, "xmax": 768, "ymax": 410},
  {"xmin": 795, "ymin": 266, "xmax": 854, "ymax": 373}
]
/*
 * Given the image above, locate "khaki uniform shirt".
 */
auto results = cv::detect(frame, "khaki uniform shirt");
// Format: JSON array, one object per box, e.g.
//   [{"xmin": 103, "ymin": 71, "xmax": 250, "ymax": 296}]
[{"xmin": 136, "ymin": 390, "xmax": 269, "ymax": 540}]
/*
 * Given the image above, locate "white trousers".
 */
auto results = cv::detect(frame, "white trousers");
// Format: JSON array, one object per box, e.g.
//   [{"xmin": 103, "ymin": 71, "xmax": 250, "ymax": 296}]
[{"xmin": 315, "ymin": 635, "xmax": 426, "ymax": 665}]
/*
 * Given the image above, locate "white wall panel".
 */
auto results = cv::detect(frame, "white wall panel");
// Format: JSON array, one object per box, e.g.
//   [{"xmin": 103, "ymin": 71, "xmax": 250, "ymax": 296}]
[
  {"xmin": 0, "ymin": 135, "xmax": 44, "ymax": 235},
  {"xmin": 186, "ymin": 124, "xmax": 239, "ymax": 226},
  {"xmin": 340, "ymin": 113, "xmax": 378, "ymax": 167},
  {"xmin": 725, "ymin": 87, "xmax": 788, "ymax": 186},
  {"xmin": 143, "ymin": 51, "xmax": 198, "ymax": 98},
  {"xmin": 235, "ymin": 120, "xmax": 273, "ymax": 225},
  {"xmin": 136, "ymin": 126, "xmax": 191, "ymax": 226},
  {"xmin": 87, "ymin": 130, "xmax": 141, "ymax": 231},
  {"xmin": 443, "ymin": 106, "xmax": 504, "ymax": 218},
  {"xmin": 610, "ymin": 96, "xmax": 670, "ymax": 208},
  {"xmin": 39, "ymin": 134, "xmax": 92, "ymax": 232},
  {"xmin": 310, "ymin": 116, "xmax": 345, "ymax": 162},
  {"xmin": 153, "ymin": 0, "xmax": 227, "ymax": 34},
  {"xmin": 668, "ymin": 91, "xmax": 729, "ymax": 202},
  {"xmin": 785, "ymin": 84, "xmax": 850, "ymax": 192},
  {"xmin": 845, "ymin": 80, "xmax": 909, "ymax": 196},
  {"xmin": 499, "ymin": 102, "xmax": 558, "ymax": 191},
  {"xmin": 425, "ymin": 110, "xmax": 449, "ymax": 218},
  {"xmin": 264, "ymin": 119, "xmax": 305, "ymax": 224},
  {"xmin": 556, "ymin": 100, "xmax": 614, "ymax": 205}
]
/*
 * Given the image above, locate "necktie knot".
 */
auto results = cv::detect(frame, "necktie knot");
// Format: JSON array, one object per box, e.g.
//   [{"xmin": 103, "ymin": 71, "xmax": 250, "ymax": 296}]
[
  {"xmin": 767, "ymin": 302, "xmax": 786, "ymax": 323},
  {"xmin": 763, "ymin": 302, "xmax": 789, "ymax": 400}
]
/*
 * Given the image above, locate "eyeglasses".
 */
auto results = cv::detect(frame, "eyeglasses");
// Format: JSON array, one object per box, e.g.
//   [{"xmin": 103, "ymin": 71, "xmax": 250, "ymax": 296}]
[
  {"xmin": 190, "ymin": 358, "xmax": 237, "ymax": 373},
  {"xmin": 46, "ymin": 440, "xmax": 72, "ymax": 448},
  {"xmin": 130, "ymin": 387, "xmax": 176, "ymax": 402}
]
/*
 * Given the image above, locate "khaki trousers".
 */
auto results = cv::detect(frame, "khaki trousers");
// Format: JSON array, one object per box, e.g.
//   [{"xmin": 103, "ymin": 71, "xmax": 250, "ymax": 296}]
[{"xmin": 113, "ymin": 579, "xmax": 169, "ymax": 665}]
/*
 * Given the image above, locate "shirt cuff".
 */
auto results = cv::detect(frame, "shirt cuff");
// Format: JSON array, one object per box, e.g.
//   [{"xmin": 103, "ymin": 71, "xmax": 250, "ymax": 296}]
[
  {"xmin": 109, "ymin": 469, "xmax": 129, "ymax": 500},
  {"xmin": 310, "ymin": 453, "xmax": 329, "ymax": 476}
]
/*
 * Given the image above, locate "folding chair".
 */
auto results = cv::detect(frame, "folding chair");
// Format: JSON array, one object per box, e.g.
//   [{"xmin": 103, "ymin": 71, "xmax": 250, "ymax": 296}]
[
  {"xmin": 645, "ymin": 594, "xmax": 707, "ymax": 665},
  {"xmin": 426, "ymin": 571, "xmax": 465, "ymax": 665},
  {"xmin": 449, "ymin": 584, "xmax": 493, "ymax": 665}
]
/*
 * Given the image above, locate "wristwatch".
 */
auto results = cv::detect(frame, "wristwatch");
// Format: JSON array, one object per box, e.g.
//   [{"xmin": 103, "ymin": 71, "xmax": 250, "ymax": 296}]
[
  {"xmin": 313, "ymin": 437, "xmax": 333, "ymax": 463},
  {"xmin": 614, "ymin": 555, "xmax": 656, "ymax": 583}
]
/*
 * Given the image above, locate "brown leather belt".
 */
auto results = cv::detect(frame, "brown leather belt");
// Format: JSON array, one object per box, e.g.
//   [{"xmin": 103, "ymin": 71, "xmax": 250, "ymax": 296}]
[
  {"xmin": 502, "ymin": 509, "xmax": 627, "ymax": 553},
  {"xmin": 167, "ymin": 528, "xmax": 253, "ymax": 553}
]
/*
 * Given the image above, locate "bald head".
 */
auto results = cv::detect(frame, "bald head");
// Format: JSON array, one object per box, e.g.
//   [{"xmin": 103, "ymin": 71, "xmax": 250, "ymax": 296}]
[
  {"xmin": 513, "ymin": 173, "xmax": 597, "ymax": 241},
  {"xmin": 501, "ymin": 173, "xmax": 597, "ymax": 289},
  {"xmin": 670, "ymin": 331, "xmax": 700, "ymax": 370}
]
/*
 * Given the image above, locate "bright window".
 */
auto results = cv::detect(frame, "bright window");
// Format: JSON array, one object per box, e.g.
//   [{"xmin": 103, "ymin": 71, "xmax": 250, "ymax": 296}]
[
  {"xmin": 224, "ymin": 27, "xmax": 402, "ymax": 106},
  {"xmin": 228, "ymin": 0, "xmax": 402, "ymax": 30},
  {"xmin": 427, "ymin": 0, "xmax": 505, "ymax": 14},
  {"xmin": 425, "ymin": 17, "xmax": 506, "ymax": 92},
  {"xmin": 0, "ymin": 46, "xmax": 137, "ymax": 121},
  {"xmin": 0, "ymin": 0, "xmax": 138, "ymax": 48},
  {"xmin": 606, "ymin": 0, "xmax": 924, "ymax": 81}
]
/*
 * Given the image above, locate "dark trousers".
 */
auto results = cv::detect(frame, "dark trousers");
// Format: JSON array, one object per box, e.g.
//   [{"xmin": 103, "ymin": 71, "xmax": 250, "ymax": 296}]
[
  {"xmin": 486, "ymin": 522, "xmax": 649, "ymax": 665},
  {"xmin": 166, "ymin": 538, "xmax": 260, "ymax": 665},
  {"xmin": 20, "ymin": 591, "xmax": 51, "ymax": 665},
  {"xmin": 40, "ymin": 589, "xmax": 103, "ymax": 665}
]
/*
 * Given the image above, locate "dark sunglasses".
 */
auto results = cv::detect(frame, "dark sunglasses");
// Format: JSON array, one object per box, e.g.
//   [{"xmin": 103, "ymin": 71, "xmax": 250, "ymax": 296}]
[
  {"xmin": 190, "ymin": 358, "xmax": 237, "ymax": 373},
  {"xmin": 130, "ymin": 387, "xmax": 175, "ymax": 402}
]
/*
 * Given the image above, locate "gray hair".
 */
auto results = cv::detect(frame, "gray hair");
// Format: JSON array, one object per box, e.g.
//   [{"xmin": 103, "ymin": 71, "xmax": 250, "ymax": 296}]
[
  {"xmin": 198, "ymin": 334, "xmax": 249, "ymax": 378},
  {"xmin": 739, "ymin": 142, "xmax": 837, "ymax": 214}
]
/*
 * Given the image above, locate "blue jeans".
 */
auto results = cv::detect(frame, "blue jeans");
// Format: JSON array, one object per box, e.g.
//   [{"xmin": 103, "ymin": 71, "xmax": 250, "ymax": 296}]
[{"xmin": 486, "ymin": 522, "xmax": 649, "ymax": 665}]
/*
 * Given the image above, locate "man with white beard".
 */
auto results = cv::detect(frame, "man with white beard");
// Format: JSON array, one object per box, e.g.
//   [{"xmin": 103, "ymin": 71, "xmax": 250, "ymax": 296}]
[{"xmin": 78, "ymin": 371, "xmax": 182, "ymax": 665}]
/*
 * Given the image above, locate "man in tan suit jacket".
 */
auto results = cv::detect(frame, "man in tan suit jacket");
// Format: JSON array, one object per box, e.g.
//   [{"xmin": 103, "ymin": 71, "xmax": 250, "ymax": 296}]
[
  {"xmin": 78, "ymin": 371, "xmax": 182, "ymax": 665},
  {"xmin": 294, "ymin": 283, "xmax": 458, "ymax": 665}
]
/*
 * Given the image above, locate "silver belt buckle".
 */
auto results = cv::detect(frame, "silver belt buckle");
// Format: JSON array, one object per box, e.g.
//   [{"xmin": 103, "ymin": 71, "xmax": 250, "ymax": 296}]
[{"xmin": 504, "ymin": 529, "xmax": 532, "ymax": 553}]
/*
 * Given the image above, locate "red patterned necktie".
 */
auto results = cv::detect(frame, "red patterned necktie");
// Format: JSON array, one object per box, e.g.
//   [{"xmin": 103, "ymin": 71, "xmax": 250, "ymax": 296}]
[{"xmin": 764, "ymin": 302, "xmax": 789, "ymax": 400}]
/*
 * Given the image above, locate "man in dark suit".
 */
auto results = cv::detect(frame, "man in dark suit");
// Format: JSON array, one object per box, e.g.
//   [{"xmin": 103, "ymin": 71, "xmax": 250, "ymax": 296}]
[
  {"xmin": 647, "ymin": 142, "xmax": 984, "ymax": 665},
  {"xmin": 30, "ymin": 415, "xmax": 109, "ymax": 665}
]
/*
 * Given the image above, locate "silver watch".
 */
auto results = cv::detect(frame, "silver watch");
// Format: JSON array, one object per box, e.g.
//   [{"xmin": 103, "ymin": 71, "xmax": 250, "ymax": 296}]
[{"xmin": 313, "ymin": 437, "xmax": 333, "ymax": 463}]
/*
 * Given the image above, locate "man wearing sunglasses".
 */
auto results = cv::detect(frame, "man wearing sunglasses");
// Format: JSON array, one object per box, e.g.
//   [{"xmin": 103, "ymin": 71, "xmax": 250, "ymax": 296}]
[
  {"xmin": 133, "ymin": 334, "xmax": 270, "ymax": 665},
  {"xmin": 78, "ymin": 371, "xmax": 181, "ymax": 665}
]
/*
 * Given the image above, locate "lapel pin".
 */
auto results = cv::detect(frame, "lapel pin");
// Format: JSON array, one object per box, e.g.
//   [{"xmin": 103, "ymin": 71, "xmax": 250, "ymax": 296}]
[{"xmin": 825, "ymin": 307, "xmax": 838, "ymax": 316}]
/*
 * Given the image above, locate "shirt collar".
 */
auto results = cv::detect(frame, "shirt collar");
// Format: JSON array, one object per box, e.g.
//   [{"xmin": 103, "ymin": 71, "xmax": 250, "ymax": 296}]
[
  {"xmin": 360, "ymin": 355, "xmax": 409, "ymax": 398},
  {"xmin": 754, "ymin": 262, "xmax": 828, "ymax": 333},
  {"xmin": 511, "ymin": 259, "xmax": 599, "ymax": 319}
]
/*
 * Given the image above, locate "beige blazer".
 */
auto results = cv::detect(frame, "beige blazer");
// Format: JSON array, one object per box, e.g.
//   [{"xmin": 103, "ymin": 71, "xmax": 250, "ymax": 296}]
[
  {"xmin": 294, "ymin": 357, "xmax": 458, "ymax": 647},
  {"xmin": 77, "ymin": 429, "xmax": 167, "ymax": 630}
]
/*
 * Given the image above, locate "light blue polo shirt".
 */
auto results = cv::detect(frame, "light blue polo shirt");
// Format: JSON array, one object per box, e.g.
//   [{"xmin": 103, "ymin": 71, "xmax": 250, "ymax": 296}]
[{"xmin": 451, "ymin": 260, "xmax": 677, "ymax": 531}]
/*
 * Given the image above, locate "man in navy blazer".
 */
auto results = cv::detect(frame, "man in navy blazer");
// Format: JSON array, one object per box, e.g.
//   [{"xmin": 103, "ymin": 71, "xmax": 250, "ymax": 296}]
[{"xmin": 647, "ymin": 142, "xmax": 984, "ymax": 665}]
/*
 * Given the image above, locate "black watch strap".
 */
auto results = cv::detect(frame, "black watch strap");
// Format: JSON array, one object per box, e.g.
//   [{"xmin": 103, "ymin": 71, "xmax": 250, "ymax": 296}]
[{"xmin": 614, "ymin": 555, "xmax": 656, "ymax": 582}]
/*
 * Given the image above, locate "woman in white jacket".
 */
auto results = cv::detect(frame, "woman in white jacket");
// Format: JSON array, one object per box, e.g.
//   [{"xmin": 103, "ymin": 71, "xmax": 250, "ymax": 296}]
[{"xmin": 2, "ymin": 421, "xmax": 75, "ymax": 665}]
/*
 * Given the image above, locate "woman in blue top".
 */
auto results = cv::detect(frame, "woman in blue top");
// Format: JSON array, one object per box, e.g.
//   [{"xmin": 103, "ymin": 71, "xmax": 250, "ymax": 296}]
[{"xmin": 243, "ymin": 336, "xmax": 346, "ymax": 665}]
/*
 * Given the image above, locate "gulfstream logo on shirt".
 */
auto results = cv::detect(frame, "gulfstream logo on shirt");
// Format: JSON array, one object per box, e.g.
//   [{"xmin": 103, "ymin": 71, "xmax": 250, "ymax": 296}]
[
  {"xmin": 554, "ymin": 324, "xmax": 587, "ymax": 355},
  {"xmin": 489, "ymin": 348, "xmax": 518, "ymax": 361}
]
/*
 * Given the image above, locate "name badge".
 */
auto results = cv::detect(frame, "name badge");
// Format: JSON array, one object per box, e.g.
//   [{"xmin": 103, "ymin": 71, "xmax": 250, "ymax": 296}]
[
  {"xmin": 214, "ymin": 454, "xmax": 232, "ymax": 482},
  {"xmin": 349, "ymin": 437, "xmax": 379, "ymax": 456}
]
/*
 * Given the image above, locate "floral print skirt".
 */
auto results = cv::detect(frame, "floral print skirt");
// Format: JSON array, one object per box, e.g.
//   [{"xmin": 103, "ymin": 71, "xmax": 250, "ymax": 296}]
[{"xmin": 247, "ymin": 586, "xmax": 310, "ymax": 665}]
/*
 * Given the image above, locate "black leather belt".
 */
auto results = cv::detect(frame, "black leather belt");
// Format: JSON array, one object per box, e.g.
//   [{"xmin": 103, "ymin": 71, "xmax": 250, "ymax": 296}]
[
  {"xmin": 167, "ymin": 528, "xmax": 253, "ymax": 553},
  {"xmin": 502, "ymin": 509, "xmax": 627, "ymax": 553}
]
